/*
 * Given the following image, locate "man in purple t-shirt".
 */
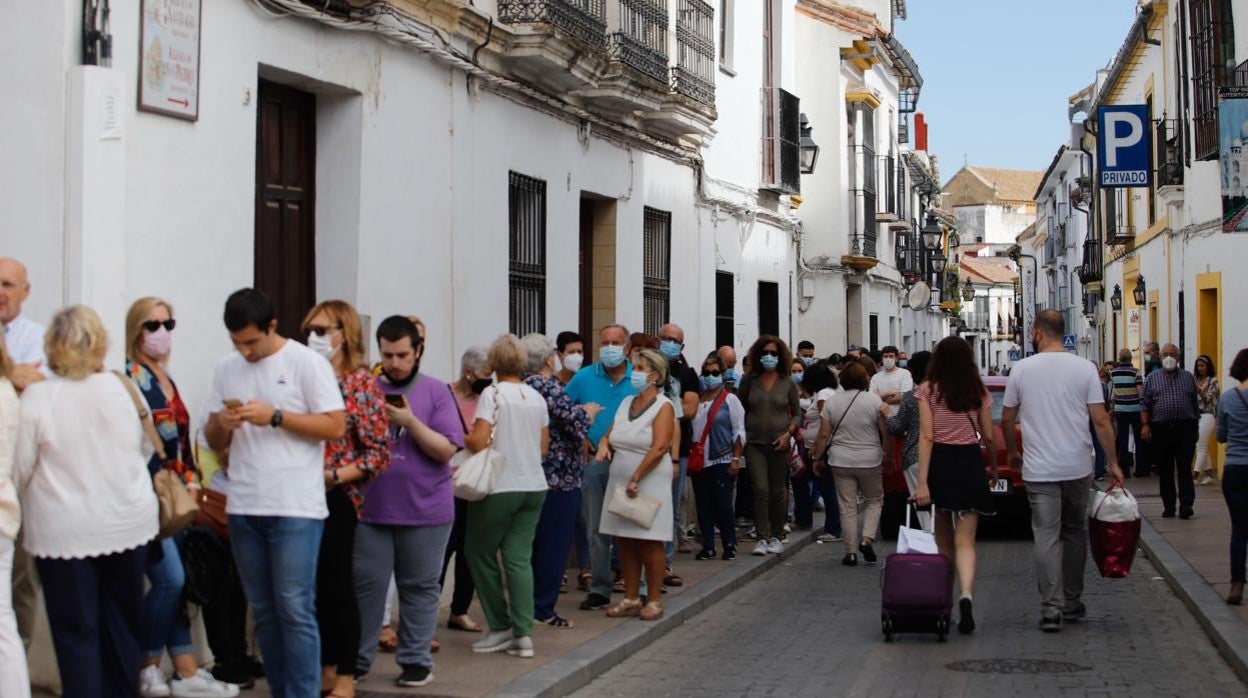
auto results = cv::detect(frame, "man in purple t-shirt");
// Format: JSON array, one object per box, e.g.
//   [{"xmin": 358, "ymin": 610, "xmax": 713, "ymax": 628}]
[{"xmin": 353, "ymin": 316, "xmax": 463, "ymax": 688}]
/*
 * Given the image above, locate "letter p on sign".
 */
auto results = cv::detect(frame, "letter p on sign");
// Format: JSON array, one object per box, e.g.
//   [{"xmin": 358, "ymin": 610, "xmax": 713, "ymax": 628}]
[{"xmin": 1097, "ymin": 105, "xmax": 1152, "ymax": 189}]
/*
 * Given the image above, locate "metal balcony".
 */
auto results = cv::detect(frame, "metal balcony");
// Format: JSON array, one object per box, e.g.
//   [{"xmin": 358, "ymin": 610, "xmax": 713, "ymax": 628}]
[
  {"xmin": 761, "ymin": 86, "xmax": 801, "ymax": 194},
  {"xmin": 671, "ymin": 0, "xmax": 715, "ymax": 105},
  {"xmin": 610, "ymin": 0, "xmax": 669, "ymax": 84},
  {"xmin": 1106, "ymin": 224, "xmax": 1135, "ymax": 246},
  {"xmin": 498, "ymin": 0, "xmax": 608, "ymax": 47},
  {"xmin": 1154, "ymin": 117, "xmax": 1184, "ymax": 187}
]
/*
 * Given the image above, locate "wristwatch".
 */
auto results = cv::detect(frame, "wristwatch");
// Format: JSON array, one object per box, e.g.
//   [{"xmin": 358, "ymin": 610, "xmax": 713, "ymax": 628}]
[{"xmin": 270, "ymin": 408, "xmax": 284, "ymax": 428}]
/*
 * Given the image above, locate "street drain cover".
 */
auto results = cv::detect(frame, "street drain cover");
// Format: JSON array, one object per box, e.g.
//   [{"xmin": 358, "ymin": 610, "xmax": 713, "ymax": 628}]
[{"xmin": 946, "ymin": 659, "xmax": 1092, "ymax": 674}]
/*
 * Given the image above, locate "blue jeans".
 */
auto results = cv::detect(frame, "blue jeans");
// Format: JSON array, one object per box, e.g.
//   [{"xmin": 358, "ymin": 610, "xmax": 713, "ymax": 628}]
[
  {"xmin": 692, "ymin": 465, "xmax": 737, "ymax": 551},
  {"xmin": 142, "ymin": 535, "xmax": 194, "ymax": 660},
  {"xmin": 229, "ymin": 515, "xmax": 323, "ymax": 698},
  {"xmin": 665, "ymin": 457, "xmax": 689, "ymax": 563},
  {"xmin": 532, "ymin": 489, "xmax": 581, "ymax": 620},
  {"xmin": 581, "ymin": 459, "xmax": 614, "ymax": 599},
  {"xmin": 794, "ymin": 467, "xmax": 841, "ymax": 535},
  {"xmin": 1223, "ymin": 464, "xmax": 1248, "ymax": 584}
]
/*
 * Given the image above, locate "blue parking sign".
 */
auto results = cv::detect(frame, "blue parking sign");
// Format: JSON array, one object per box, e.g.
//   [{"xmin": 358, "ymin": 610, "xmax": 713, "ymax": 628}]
[{"xmin": 1097, "ymin": 105, "xmax": 1152, "ymax": 188}]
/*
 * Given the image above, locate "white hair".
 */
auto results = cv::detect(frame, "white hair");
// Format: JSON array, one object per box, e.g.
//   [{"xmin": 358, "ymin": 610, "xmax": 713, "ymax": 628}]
[
  {"xmin": 460, "ymin": 346, "xmax": 489, "ymax": 375},
  {"xmin": 521, "ymin": 333, "xmax": 553, "ymax": 373}
]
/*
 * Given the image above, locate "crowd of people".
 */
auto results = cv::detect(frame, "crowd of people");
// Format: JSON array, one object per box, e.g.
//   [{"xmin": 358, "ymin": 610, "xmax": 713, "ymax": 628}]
[{"xmin": 1, "ymin": 253, "xmax": 1248, "ymax": 697}]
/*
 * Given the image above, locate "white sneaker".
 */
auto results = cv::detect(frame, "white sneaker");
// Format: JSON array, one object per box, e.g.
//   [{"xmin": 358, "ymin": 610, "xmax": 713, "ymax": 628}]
[
  {"xmin": 170, "ymin": 669, "xmax": 240, "ymax": 698},
  {"xmin": 1198, "ymin": 474, "xmax": 1216, "ymax": 486},
  {"xmin": 767, "ymin": 537, "xmax": 784, "ymax": 554},
  {"xmin": 473, "ymin": 629, "xmax": 515, "ymax": 653},
  {"xmin": 752, "ymin": 541, "xmax": 768, "ymax": 556},
  {"xmin": 506, "ymin": 635, "xmax": 535, "ymax": 658},
  {"xmin": 140, "ymin": 666, "xmax": 171, "ymax": 698}
]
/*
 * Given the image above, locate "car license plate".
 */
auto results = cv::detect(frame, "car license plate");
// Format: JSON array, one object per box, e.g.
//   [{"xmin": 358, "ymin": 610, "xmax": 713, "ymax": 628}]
[{"xmin": 990, "ymin": 479, "xmax": 1010, "ymax": 494}]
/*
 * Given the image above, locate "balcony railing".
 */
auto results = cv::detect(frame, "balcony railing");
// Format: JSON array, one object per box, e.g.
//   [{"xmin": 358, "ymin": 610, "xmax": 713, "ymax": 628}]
[
  {"xmin": 879, "ymin": 155, "xmax": 897, "ymax": 216},
  {"xmin": 498, "ymin": 0, "xmax": 608, "ymax": 47},
  {"xmin": 1155, "ymin": 117, "xmax": 1184, "ymax": 187},
  {"xmin": 761, "ymin": 86, "xmax": 801, "ymax": 193},
  {"xmin": 1106, "ymin": 224, "xmax": 1135, "ymax": 246},
  {"xmin": 671, "ymin": 0, "xmax": 714, "ymax": 105},
  {"xmin": 610, "ymin": 0, "xmax": 670, "ymax": 83},
  {"xmin": 1078, "ymin": 236, "xmax": 1102, "ymax": 283}
]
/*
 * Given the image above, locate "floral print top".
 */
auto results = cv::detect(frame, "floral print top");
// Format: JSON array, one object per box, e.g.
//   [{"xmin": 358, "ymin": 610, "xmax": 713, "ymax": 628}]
[
  {"xmin": 125, "ymin": 360, "xmax": 196, "ymax": 483},
  {"xmin": 1198, "ymin": 376, "xmax": 1221, "ymax": 415},
  {"xmin": 325, "ymin": 367, "xmax": 392, "ymax": 517},
  {"xmin": 525, "ymin": 374, "xmax": 591, "ymax": 491}
]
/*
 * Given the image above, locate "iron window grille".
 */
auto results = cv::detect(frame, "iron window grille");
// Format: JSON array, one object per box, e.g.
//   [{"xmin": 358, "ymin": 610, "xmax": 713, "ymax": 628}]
[
  {"xmin": 1190, "ymin": 0, "xmax": 1235, "ymax": 161},
  {"xmin": 715, "ymin": 271, "xmax": 734, "ymax": 349},
  {"xmin": 848, "ymin": 104, "xmax": 877, "ymax": 257},
  {"xmin": 611, "ymin": 0, "xmax": 670, "ymax": 84},
  {"xmin": 881, "ymin": 154, "xmax": 896, "ymax": 215},
  {"xmin": 761, "ymin": 86, "xmax": 801, "ymax": 193},
  {"xmin": 1155, "ymin": 117, "xmax": 1184, "ymax": 187},
  {"xmin": 509, "ymin": 172, "xmax": 547, "ymax": 336},
  {"xmin": 1078, "ymin": 235, "xmax": 1103, "ymax": 284},
  {"xmin": 642, "ymin": 207, "xmax": 672, "ymax": 335},
  {"xmin": 672, "ymin": 0, "xmax": 715, "ymax": 105},
  {"xmin": 497, "ymin": 0, "xmax": 608, "ymax": 47}
]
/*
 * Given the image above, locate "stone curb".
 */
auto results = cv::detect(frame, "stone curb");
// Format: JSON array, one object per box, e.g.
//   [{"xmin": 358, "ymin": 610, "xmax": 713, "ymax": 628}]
[
  {"xmin": 491, "ymin": 530, "xmax": 821, "ymax": 697},
  {"xmin": 1136, "ymin": 515, "xmax": 1248, "ymax": 684}
]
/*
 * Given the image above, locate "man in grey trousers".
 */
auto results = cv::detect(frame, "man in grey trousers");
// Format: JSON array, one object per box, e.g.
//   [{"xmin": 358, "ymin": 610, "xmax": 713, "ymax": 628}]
[{"xmin": 1002, "ymin": 311, "xmax": 1124, "ymax": 633}]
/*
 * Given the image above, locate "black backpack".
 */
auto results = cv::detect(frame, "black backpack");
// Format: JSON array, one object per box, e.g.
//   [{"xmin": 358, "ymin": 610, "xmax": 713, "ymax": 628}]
[{"xmin": 181, "ymin": 524, "xmax": 234, "ymax": 606}]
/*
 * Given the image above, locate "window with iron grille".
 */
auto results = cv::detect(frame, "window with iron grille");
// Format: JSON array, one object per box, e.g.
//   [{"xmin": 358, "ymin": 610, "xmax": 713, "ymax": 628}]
[
  {"xmin": 848, "ymin": 104, "xmax": 878, "ymax": 257},
  {"xmin": 1190, "ymin": 0, "xmax": 1235, "ymax": 160},
  {"xmin": 642, "ymin": 207, "xmax": 672, "ymax": 335},
  {"xmin": 673, "ymin": 0, "xmax": 715, "ymax": 105},
  {"xmin": 715, "ymin": 271, "xmax": 734, "ymax": 348},
  {"xmin": 509, "ymin": 172, "xmax": 547, "ymax": 336},
  {"xmin": 761, "ymin": 87, "xmax": 801, "ymax": 193}
]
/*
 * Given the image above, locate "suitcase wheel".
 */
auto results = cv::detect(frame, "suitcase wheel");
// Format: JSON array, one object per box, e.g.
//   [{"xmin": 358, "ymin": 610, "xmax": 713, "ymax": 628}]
[
  {"xmin": 882, "ymin": 617, "xmax": 894, "ymax": 643},
  {"xmin": 936, "ymin": 618, "xmax": 948, "ymax": 642}
]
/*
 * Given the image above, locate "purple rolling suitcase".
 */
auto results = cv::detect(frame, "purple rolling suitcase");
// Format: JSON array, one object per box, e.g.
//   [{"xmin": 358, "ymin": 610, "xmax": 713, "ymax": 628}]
[{"xmin": 881, "ymin": 552, "xmax": 954, "ymax": 642}]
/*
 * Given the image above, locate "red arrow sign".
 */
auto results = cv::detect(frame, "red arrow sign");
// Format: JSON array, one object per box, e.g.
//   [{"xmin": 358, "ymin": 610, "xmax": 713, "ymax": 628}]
[{"xmin": 167, "ymin": 98, "xmax": 189, "ymax": 108}]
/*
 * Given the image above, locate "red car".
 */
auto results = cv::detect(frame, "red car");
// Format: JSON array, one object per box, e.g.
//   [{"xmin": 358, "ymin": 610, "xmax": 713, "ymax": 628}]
[{"xmin": 879, "ymin": 376, "xmax": 1030, "ymax": 537}]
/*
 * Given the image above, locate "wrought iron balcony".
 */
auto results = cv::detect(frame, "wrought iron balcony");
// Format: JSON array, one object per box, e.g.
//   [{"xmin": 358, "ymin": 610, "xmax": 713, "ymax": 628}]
[
  {"xmin": 1078, "ymin": 236, "xmax": 1102, "ymax": 284},
  {"xmin": 761, "ymin": 86, "xmax": 801, "ymax": 194},
  {"xmin": 1154, "ymin": 117, "xmax": 1184, "ymax": 187},
  {"xmin": 671, "ymin": 0, "xmax": 715, "ymax": 105},
  {"xmin": 1106, "ymin": 224, "xmax": 1135, "ymax": 246},
  {"xmin": 498, "ymin": 0, "xmax": 608, "ymax": 48},
  {"xmin": 610, "ymin": 0, "xmax": 670, "ymax": 84}
]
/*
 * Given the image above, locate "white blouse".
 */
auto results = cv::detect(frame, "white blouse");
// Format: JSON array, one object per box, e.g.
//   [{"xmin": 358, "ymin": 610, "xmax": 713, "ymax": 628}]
[
  {"xmin": 0, "ymin": 379, "xmax": 20, "ymax": 540},
  {"xmin": 14, "ymin": 373, "xmax": 159, "ymax": 559},
  {"xmin": 690, "ymin": 391, "xmax": 746, "ymax": 466}
]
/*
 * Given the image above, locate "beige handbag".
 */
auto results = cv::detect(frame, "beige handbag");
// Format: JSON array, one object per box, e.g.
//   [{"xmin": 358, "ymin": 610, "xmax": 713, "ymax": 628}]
[
  {"xmin": 451, "ymin": 389, "xmax": 505, "ymax": 501},
  {"xmin": 606, "ymin": 484, "xmax": 662, "ymax": 529},
  {"xmin": 114, "ymin": 372, "xmax": 198, "ymax": 539}
]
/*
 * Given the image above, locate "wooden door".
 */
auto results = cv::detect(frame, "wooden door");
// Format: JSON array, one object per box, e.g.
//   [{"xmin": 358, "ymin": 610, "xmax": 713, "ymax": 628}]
[{"xmin": 255, "ymin": 79, "xmax": 316, "ymax": 339}]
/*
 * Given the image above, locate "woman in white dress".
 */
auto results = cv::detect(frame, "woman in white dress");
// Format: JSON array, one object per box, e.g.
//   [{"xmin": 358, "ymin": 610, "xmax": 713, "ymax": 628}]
[{"xmin": 596, "ymin": 349, "xmax": 675, "ymax": 621}]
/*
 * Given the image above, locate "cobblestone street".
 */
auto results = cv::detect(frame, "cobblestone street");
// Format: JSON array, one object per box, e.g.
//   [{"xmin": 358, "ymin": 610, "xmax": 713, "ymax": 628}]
[{"xmin": 574, "ymin": 539, "xmax": 1247, "ymax": 698}]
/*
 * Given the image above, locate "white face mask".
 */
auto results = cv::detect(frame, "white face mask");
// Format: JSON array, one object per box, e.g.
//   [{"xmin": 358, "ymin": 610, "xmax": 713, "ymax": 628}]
[
  {"xmin": 308, "ymin": 332, "xmax": 339, "ymax": 361},
  {"xmin": 1162, "ymin": 356, "xmax": 1179, "ymax": 372},
  {"xmin": 882, "ymin": 357, "xmax": 897, "ymax": 370},
  {"xmin": 563, "ymin": 353, "xmax": 584, "ymax": 373}
]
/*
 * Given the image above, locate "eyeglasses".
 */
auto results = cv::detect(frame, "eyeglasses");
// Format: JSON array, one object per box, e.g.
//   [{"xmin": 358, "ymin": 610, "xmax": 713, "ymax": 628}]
[
  {"xmin": 305, "ymin": 324, "xmax": 341, "ymax": 337},
  {"xmin": 760, "ymin": 350, "xmax": 780, "ymax": 357},
  {"xmin": 659, "ymin": 336, "xmax": 682, "ymax": 344},
  {"xmin": 142, "ymin": 319, "xmax": 176, "ymax": 333},
  {"xmin": 701, "ymin": 369, "xmax": 723, "ymax": 377}
]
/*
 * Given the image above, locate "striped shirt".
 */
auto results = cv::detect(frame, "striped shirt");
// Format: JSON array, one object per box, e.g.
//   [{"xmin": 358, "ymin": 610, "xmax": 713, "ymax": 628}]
[
  {"xmin": 914, "ymin": 383, "xmax": 990, "ymax": 446},
  {"xmin": 1110, "ymin": 364, "xmax": 1143, "ymax": 413}
]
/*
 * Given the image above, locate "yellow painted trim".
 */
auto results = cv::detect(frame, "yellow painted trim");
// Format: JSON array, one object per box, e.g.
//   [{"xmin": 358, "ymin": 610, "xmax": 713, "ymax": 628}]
[
  {"xmin": 1196, "ymin": 272, "xmax": 1224, "ymax": 474},
  {"xmin": 1137, "ymin": 214, "xmax": 1170, "ymax": 246},
  {"xmin": 845, "ymin": 89, "xmax": 881, "ymax": 109},
  {"xmin": 840, "ymin": 39, "xmax": 881, "ymax": 72}
]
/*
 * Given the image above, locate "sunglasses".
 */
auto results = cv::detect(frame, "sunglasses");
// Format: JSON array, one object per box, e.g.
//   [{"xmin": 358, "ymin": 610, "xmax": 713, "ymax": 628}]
[
  {"xmin": 305, "ymin": 324, "xmax": 341, "ymax": 337},
  {"xmin": 701, "ymin": 369, "xmax": 723, "ymax": 377},
  {"xmin": 760, "ymin": 350, "xmax": 780, "ymax": 357},
  {"xmin": 143, "ymin": 319, "xmax": 176, "ymax": 333}
]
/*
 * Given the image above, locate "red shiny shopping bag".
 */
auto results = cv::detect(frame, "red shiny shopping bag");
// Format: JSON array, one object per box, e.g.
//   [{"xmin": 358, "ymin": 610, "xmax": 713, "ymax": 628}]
[{"xmin": 1088, "ymin": 484, "xmax": 1143, "ymax": 578}]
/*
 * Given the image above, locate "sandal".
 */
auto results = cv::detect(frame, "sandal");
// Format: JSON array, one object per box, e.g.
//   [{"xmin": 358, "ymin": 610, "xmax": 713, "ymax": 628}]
[
  {"xmin": 612, "ymin": 576, "xmax": 626, "ymax": 593},
  {"xmin": 431, "ymin": 639, "xmax": 441, "ymax": 653},
  {"xmin": 377, "ymin": 625, "xmax": 398, "ymax": 653},
  {"xmin": 561, "ymin": 574, "xmax": 568, "ymax": 594},
  {"xmin": 537, "ymin": 615, "xmax": 575, "ymax": 628},
  {"xmin": 447, "ymin": 614, "xmax": 484, "ymax": 632},
  {"xmin": 663, "ymin": 569, "xmax": 684, "ymax": 587},
  {"xmin": 640, "ymin": 600, "xmax": 665, "ymax": 621},
  {"xmin": 577, "ymin": 572, "xmax": 592, "ymax": 592},
  {"xmin": 605, "ymin": 597, "xmax": 643, "ymax": 618}
]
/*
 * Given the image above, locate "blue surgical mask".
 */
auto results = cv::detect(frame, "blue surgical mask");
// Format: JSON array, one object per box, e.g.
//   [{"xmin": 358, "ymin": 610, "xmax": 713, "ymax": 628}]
[
  {"xmin": 724, "ymin": 368, "xmax": 738, "ymax": 384},
  {"xmin": 760, "ymin": 355, "xmax": 779, "ymax": 371},
  {"xmin": 630, "ymin": 370, "xmax": 651, "ymax": 391},
  {"xmin": 601, "ymin": 345, "xmax": 626, "ymax": 368},
  {"xmin": 897, "ymin": 359, "xmax": 908, "ymax": 368},
  {"xmin": 792, "ymin": 372, "xmax": 803, "ymax": 384},
  {"xmin": 801, "ymin": 356, "xmax": 814, "ymax": 366},
  {"xmin": 701, "ymin": 375, "xmax": 723, "ymax": 391},
  {"xmin": 660, "ymin": 340, "xmax": 682, "ymax": 360}
]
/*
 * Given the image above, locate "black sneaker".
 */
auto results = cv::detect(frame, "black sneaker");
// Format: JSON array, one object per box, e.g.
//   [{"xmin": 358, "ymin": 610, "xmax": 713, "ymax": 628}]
[
  {"xmin": 721, "ymin": 546, "xmax": 737, "ymax": 561},
  {"xmin": 396, "ymin": 665, "xmax": 433, "ymax": 688},
  {"xmin": 210, "ymin": 660, "xmax": 255, "ymax": 689},
  {"xmin": 1040, "ymin": 615, "xmax": 1062, "ymax": 633},
  {"xmin": 859, "ymin": 543, "xmax": 878, "ymax": 563},
  {"xmin": 842, "ymin": 553, "xmax": 858, "ymax": 566},
  {"xmin": 1062, "ymin": 602, "xmax": 1087, "ymax": 622},
  {"xmin": 695, "ymin": 549, "xmax": 717, "ymax": 560},
  {"xmin": 1162, "ymin": 510, "xmax": 1177, "ymax": 518},
  {"xmin": 241, "ymin": 656, "xmax": 265, "ymax": 679},
  {"xmin": 579, "ymin": 593, "xmax": 610, "ymax": 611},
  {"xmin": 1179, "ymin": 508, "xmax": 1194, "ymax": 520},
  {"xmin": 958, "ymin": 598, "xmax": 976, "ymax": 634}
]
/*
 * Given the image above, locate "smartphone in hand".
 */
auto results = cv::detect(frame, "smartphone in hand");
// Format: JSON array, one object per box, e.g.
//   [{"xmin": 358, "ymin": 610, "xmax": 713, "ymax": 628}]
[
  {"xmin": 222, "ymin": 399, "xmax": 243, "ymax": 410},
  {"xmin": 385, "ymin": 394, "xmax": 407, "ymax": 408}
]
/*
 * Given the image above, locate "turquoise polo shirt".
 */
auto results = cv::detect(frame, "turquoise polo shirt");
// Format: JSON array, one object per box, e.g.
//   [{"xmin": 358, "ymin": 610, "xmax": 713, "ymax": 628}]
[{"xmin": 565, "ymin": 360, "xmax": 636, "ymax": 448}]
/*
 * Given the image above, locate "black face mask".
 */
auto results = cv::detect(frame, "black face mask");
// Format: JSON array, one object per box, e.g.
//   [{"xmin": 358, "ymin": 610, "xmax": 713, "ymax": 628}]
[
  {"xmin": 471, "ymin": 378, "xmax": 493, "ymax": 395},
  {"xmin": 383, "ymin": 367, "xmax": 418, "ymax": 388}
]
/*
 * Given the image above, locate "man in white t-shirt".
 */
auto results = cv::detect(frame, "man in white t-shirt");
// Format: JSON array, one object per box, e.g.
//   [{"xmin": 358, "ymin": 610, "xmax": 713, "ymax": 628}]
[
  {"xmin": 869, "ymin": 345, "xmax": 913, "ymax": 405},
  {"xmin": 205, "ymin": 288, "xmax": 345, "ymax": 698},
  {"xmin": 1002, "ymin": 310, "xmax": 1123, "ymax": 634}
]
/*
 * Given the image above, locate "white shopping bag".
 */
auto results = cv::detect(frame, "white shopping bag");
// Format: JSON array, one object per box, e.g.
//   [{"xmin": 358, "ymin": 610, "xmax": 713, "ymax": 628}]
[
  {"xmin": 896, "ymin": 503, "xmax": 938, "ymax": 555},
  {"xmin": 1090, "ymin": 485, "xmax": 1141, "ymax": 523}
]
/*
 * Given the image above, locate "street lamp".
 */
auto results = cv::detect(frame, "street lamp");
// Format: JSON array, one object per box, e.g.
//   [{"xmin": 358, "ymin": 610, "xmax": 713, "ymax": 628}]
[
  {"xmin": 948, "ymin": 230, "xmax": 961, "ymax": 250},
  {"xmin": 931, "ymin": 249, "xmax": 947, "ymax": 274},
  {"xmin": 921, "ymin": 210, "xmax": 944, "ymax": 250},
  {"xmin": 799, "ymin": 113, "xmax": 820, "ymax": 174},
  {"xmin": 962, "ymin": 280, "xmax": 976, "ymax": 302},
  {"xmin": 1132, "ymin": 274, "xmax": 1147, "ymax": 306},
  {"xmin": 1110, "ymin": 284, "xmax": 1122, "ymax": 311}
]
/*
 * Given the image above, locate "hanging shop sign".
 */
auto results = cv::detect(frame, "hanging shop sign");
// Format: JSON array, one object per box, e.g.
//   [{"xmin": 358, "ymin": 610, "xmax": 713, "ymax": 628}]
[
  {"xmin": 138, "ymin": 0, "xmax": 201, "ymax": 121},
  {"xmin": 1220, "ymin": 87, "xmax": 1248, "ymax": 233},
  {"xmin": 1097, "ymin": 105, "xmax": 1151, "ymax": 188}
]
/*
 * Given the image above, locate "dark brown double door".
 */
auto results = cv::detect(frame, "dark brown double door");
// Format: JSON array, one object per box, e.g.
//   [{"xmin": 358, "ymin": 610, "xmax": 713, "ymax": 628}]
[{"xmin": 254, "ymin": 79, "xmax": 316, "ymax": 339}]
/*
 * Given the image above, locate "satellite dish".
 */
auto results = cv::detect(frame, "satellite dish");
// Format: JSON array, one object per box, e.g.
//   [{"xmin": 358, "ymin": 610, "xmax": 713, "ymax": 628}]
[{"xmin": 907, "ymin": 281, "xmax": 931, "ymax": 310}]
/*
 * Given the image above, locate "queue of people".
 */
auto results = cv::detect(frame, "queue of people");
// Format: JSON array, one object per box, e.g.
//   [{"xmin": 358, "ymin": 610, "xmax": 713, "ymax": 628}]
[{"xmin": 4, "ymin": 250, "xmax": 1248, "ymax": 698}]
